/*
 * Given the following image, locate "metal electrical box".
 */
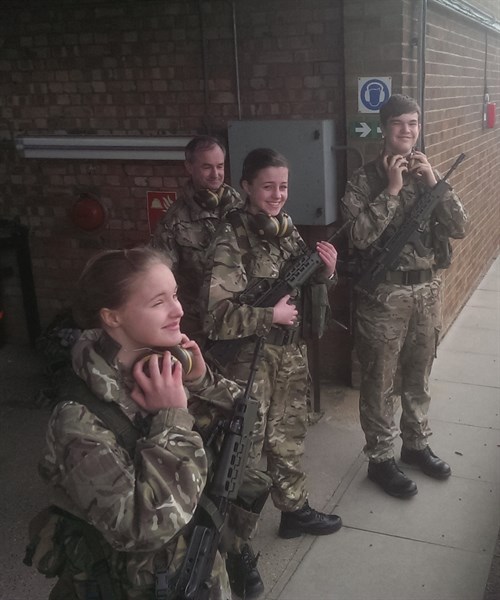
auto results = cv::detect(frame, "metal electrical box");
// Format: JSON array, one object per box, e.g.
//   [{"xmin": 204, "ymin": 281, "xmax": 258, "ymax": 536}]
[{"xmin": 228, "ymin": 119, "xmax": 337, "ymax": 225}]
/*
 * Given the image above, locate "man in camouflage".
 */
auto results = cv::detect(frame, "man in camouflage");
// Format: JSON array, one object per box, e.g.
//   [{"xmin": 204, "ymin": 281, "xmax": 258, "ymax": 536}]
[
  {"xmin": 203, "ymin": 148, "xmax": 342, "ymax": 548},
  {"xmin": 341, "ymin": 94, "xmax": 468, "ymax": 498},
  {"xmin": 152, "ymin": 135, "xmax": 243, "ymax": 346},
  {"xmin": 152, "ymin": 137, "xmax": 268, "ymax": 599}
]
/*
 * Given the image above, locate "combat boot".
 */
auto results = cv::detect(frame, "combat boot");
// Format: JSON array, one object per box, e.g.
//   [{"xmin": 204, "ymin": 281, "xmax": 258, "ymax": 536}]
[
  {"xmin": 226, "ymin": 543, "xmax": 264, "ymax": 599},
  {"xmin": 368, "ymin": 458, "xmax": 418, "ymax": 498},
  {"xmin": 401, "ymin": 446, "xmax": 451, "ymax": 479},
  {"xmin": 278, "ymin": 500, "xmax": 342, "ymax": 539}
]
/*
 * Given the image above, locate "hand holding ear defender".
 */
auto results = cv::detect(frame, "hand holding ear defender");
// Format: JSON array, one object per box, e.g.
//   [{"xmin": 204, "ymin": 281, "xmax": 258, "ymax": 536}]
[{"xmin": 142, "ymin": 346, "xmax": 194, "ymax": 376}]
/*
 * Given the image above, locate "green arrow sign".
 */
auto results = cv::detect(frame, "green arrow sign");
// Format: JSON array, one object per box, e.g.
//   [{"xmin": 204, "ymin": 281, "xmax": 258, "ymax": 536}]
[{"xmin": 349, "ymin": 120, "xmax": 382, "ymax": 139}]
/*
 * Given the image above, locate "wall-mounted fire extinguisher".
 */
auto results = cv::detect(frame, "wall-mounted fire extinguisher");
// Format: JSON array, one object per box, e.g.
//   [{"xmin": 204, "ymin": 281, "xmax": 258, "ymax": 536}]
[{"xmin": 483, "ymin": 93, "xmax": 496, "ymax": 129}]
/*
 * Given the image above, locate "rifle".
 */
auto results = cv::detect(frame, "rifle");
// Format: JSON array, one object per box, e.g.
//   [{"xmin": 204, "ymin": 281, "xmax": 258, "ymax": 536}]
[
  {"xmin": 164, "ymin": 336, "xmax": 265, "ymax": 600},
  {"xmin": 206, "ymin": 221, "xmax": 349, "ymax": 369},
  {"xmin": 355, "ymin": 153, "xmax": 466, "ymax": 294}
]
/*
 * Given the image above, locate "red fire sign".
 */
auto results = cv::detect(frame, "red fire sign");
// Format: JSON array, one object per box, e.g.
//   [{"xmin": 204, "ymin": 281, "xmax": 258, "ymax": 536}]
[{"xmin": 147, "ymin": 191, "xmax": 177, "ymax": 234}]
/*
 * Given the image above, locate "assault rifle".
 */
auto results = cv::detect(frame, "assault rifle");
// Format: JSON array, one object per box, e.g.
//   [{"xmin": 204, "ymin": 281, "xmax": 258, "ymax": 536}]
[
  {"xmin": 355, "ymin": 153, "xmax": 466, "ymax": 294},
  {"xmin": 164, "ymin": 337, "xmax": 265, "ymax": 600},
  {"xmin": 206, "ymin": 221, "xmax": 349, "ymax": 369}
]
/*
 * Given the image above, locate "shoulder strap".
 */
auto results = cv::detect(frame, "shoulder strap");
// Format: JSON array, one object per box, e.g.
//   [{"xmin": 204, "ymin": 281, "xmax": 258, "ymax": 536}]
[
  {"xmin": 63, "ymin": 374, "xmax": 141, "ymax": 459},
  {"xmin": 363, "ymin": 159, "xmax": 387, "ymax": 202},
  {"xmin": 226, "ymin": 209, "xmax": 254, "ymax": 271}
]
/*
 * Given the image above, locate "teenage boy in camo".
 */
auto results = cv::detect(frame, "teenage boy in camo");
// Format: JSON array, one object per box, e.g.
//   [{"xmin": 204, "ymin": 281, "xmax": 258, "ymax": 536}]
[
  {"xmin": 152, "ymin": 135, "xmax": 243, "ymax": 347},
  {"xmin": 340, "ymin": 94, "xmax": 468, "ymax": 498}
]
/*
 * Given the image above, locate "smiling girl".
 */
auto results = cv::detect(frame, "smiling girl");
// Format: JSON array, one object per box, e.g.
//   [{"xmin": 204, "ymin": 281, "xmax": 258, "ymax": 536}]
[
  {"xmin": 37, "ymin": 247, "xmax": 240, "ymax": 600},
  {"xmin": 203, "ymin": 148, "xmax": 342, "ymax": 553}
]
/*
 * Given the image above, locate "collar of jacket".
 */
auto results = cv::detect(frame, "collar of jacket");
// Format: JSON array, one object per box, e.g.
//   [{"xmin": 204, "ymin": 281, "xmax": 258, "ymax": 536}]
[{"xmin": 95, "ymin": 330, "xmax": 121, "ymax": 364}]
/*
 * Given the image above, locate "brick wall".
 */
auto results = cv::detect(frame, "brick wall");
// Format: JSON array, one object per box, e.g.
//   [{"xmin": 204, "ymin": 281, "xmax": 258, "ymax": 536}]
[
  {"xmin": 343, "ymin": 0, "xmax": 500, "ymax": 338},
  {"xmin": 0, "ymin": 0, "xmax": 349, "ymax": 376},
  {"xmin": 1, "ymin": 0, "xmax": 499, "ymax": 384},
  {"xmin": 423, "ymin": 3, "xmax": 500, "ymax": 327}
]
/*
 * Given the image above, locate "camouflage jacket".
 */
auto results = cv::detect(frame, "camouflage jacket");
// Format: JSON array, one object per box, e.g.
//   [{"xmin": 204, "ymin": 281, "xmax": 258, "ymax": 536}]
[
  {"xmin": 203, "ymin": 208, "xmax": 331, "ymax": 342},
  {"xmin": 38, "ymin": 329, "xmax": 237, "ymax": 599},
  {"xmin": 340, "ymin": 155, "xmax": 468, "ymax": 271},
  {"xmin": 152, "ymin": 181, "xmax": 243, "ymax": 342}
]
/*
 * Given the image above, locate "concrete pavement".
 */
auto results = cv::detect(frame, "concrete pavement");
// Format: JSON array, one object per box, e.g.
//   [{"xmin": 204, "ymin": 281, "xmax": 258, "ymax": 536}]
[
  {"xmin": 0, "ymin": 255, "xmax": 498, "ymax": 600},
  {"xmin": 254, "ymin": 255, "xmax": 500, "ymax": 600}
]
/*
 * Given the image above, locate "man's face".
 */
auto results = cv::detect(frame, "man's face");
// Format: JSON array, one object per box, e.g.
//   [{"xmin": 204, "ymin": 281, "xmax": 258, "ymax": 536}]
[
  {"xmin": 185, "ymin": 144, "xmax": 225, "ymax": 191},
  {"xmin": 382, "ymin": 112, "xmax": 420, "ymax": 157}
]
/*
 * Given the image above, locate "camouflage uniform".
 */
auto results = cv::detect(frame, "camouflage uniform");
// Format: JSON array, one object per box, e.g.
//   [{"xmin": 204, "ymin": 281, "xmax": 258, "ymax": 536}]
[
  {"xmin": 39, "ymin": 328, "xmax": 249, "ymax": 600},
  {"xmin": 341, "ymin": 156, "xmax": 467, "ymax": 462},
  {"xmin": 203, "ymin": 209, "xmax": 331, "ymax": 512},
  {"xmin": 152, "ymin": 181, "xmax": 243, "ymax": 346}
]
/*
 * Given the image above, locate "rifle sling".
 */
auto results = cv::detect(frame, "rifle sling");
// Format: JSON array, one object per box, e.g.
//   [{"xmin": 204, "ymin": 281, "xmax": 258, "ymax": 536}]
[
  {"xmin": 58, "ymin": 374, "xmax": 143, "ymax": 600},
  {"xmin": 198, "ymin": 494, "xmax": 225, "ymax": 532},
  {"xmin": 64, "ymin": 374, "xmax": 143, "ymax": 458}
]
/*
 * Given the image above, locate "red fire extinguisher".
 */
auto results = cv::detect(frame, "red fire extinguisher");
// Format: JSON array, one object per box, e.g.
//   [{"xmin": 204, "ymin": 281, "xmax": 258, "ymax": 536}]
[{"xmin": 483, "ymin": 93, "xmax": 496, "ymax": 129}]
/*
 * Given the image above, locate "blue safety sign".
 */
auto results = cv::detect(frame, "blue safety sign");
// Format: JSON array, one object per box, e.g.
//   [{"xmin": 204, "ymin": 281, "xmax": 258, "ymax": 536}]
[{"xmin": 358, "ymin": 77, "xmax": 392, "ymax": 113}]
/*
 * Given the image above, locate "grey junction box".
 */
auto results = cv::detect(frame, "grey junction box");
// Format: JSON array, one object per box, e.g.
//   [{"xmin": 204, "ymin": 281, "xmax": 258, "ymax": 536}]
[{"xmin": 227, "ymin": 119, "xmax": 337, "ymax": 226}]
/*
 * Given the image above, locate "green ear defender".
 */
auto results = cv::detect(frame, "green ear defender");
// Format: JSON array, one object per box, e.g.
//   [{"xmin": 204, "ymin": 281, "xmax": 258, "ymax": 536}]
[
  {"xmin": 194, "ymin": 184, "xmax": 232, "ymax": 210},
  {"xmin": 142, "ymin": 346, "xmax": 194, "ymax": 376},
  {"xmin": 249, "ymin": 211, "xmax": 294, "ymax": 239}
]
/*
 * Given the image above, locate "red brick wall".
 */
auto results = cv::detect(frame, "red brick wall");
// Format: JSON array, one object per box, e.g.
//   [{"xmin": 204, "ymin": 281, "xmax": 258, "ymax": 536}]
[
  {"xmin": 0, "ymin": 0, "xmax": 347, "ymax": 367},
  {"xmin": 1, "ymin": 0, "xmax": 498, "ymax": 384},
  {"xmin": 423, "ymin": 3, "xmax": 500, "ymax": 326},
  {"xmin": 343, "ymin": 0, "xmax": 500, "ymax": 338}
]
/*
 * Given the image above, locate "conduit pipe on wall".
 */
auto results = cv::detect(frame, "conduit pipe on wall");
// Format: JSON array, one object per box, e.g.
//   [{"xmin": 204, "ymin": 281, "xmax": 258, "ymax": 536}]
[
  {"xmin": 197, "ymin": 1, "xmax": 242, "ymax": 125},
  {"xmin": 417, "ymin": 0, "xmax": 427, "ymax": 154},
  {"xmin": 197, "ymin": 0, "xmax": 211, "ymax": 124},
  {"xmin": 232, "ymin": 0, "xmax": 242, "ymax": 120}
]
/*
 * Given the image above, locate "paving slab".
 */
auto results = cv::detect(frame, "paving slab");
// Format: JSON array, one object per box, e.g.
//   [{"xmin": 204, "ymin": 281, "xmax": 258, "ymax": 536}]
[
  {"xmin": 439, "ymin": 319, "xmax": 499, "ymax": 355},
  {"xmin": 476, "ymin": 269, "xmax": 499, "ymax": 292},
  {"xmin": 421, "ymin": 418, "xmax": 500, "ymax": 483},
  {"xmin": 445, "ymin": 304, "xmax": 500, "ymax": 332},
  {"xmin": 429, "ymin": 379, "xmax": 500, "ymax": 429},
  {"xmin": 466, "ymin": 288, "xmax": 500, "ymax": 309},
  {"xmin": 334, "ymin": 462, "xmax": 500, "ymax": 554},
  {"xmin": 431, "ymin": 349, "xmax": 499, "ymax": 388},
  {"xmin": 276, "ymin": 527, "xmax": 492, "ymax": 600}
]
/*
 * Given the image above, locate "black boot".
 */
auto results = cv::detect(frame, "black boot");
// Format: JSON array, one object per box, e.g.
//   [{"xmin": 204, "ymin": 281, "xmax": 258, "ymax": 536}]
[
  {"xmin": 401, "ymin": 446, "xmax": 451, "ymax": 479},
  {"xmin": 278, "ymin": 500, "xmax": 342, "ymax": 539},
  {"xmin": 226, "ymin": 543, "xmax": 264, "ymax": 599},
  {"xmin": 368, "ymin": 458, "xmax": 418, "ymax": 498}
]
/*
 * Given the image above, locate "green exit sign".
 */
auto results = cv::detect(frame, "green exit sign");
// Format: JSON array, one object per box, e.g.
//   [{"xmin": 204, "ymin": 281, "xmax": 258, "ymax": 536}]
[{"xmin": 349, "ymin": 120, "xmax": 382, "ymax": 139}]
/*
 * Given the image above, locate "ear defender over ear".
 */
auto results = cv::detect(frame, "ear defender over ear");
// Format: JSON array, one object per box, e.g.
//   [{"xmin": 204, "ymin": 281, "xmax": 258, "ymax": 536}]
[
  {"xmin": 250, "ymin": 211, "xmax": 294, "ymax": 239},
  {"xmin": 194, "ymin": 184, "xmax": 232, "ymax": 210},
  {"xmin": 142, "ymin": 346, "xmax": 194, "ymax": 376}
]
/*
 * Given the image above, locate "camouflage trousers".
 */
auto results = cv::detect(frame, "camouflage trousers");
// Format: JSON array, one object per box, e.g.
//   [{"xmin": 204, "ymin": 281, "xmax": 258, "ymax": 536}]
[
  {"xmin": 225, "ymin": 341, "xmax": 309, "ymax": 513},
  {"xmin": 355, "ymin": 278, "xmax": 442, "ymax": 462}
]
